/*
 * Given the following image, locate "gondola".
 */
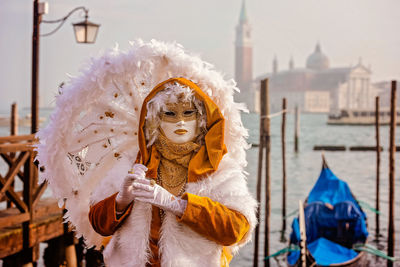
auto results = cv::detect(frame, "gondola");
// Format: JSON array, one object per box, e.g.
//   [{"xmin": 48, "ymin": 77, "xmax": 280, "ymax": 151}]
[{"xmin": 287, "ymin": 158, "xmax": 368, "ymax": 267}]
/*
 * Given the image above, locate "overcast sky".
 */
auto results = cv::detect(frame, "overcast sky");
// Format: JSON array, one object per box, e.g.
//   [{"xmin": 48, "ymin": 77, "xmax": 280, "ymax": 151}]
[{"xmin": 0, "ymin": 0, "xmax": 399, "ymax": 110}]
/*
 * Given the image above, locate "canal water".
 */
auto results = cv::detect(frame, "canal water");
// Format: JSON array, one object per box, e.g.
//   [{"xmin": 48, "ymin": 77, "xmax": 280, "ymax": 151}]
[
  {"xmin": 232, "ymin": 112, "xmax": 400, "ymax": 267},
  {"xmin": 0, "ymin": 110, "xmax": 399, "ymax": 266}
]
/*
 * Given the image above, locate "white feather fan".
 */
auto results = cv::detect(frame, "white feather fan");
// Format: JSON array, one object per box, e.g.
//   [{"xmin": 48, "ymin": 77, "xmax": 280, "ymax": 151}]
[{"xmin": 35, "ymin": 39, "xmax": 250, "ymax": 247}]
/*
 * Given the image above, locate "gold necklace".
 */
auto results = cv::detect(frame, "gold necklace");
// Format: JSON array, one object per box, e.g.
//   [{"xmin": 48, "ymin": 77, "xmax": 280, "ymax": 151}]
[
  {"xmin": 158, "ymin": 161, "xmax": 187, "ymax": 187},
  {"xmin": 157, "ymin": 168, "xmax": 187, "ymax": 194},
  {"xmin": 161, "ymin": 173, "xmax": 186, "ymax": 187},
  {"xmin": 157, "ymin": 169, "xmax": 186, "ymax": 220}
]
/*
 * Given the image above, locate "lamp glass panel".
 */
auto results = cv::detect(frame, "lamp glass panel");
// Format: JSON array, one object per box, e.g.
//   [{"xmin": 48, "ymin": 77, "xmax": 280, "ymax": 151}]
[
  {"xmin": 86, "ymin": 25, "xmax": 99, "ymax": 43},
  {"xmin": 73, "ymin": 25, "xmax": 87, "ymax": 43}
]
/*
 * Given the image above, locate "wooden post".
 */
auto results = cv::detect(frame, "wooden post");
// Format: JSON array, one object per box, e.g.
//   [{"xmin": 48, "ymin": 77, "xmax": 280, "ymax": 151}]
[
  {"xmin": 314, "ymin": 145, "xmax": 346, "ymax": 151},
  {"xmin": 294, "ymin": 105, "xmax": 299, "ymax": 152},
  {"xmin": 387, "ymin": 80, "xmax": 396, "ymax": 267},
  {"xmin": 298, "ymin": 200, "xmax": 307, "ymax": 267},
  {"xmin": 375, "ymin": 96, "xmax": 380, "ymax": 237},
  {"xmin": 7, "ymin": 103, "xmax": 18, "ymax": 208},
  {"xmin": 65, "ymin": 243, "xmax": 78, "ymax": 267},
  {"xmin": 22, "ymin": 151, "xmax": 34, "ymax": 265},
  {"xmin": 253, "ymin": 80, "xmax": 267, "ymax": 267},
  {"xmin": 263, "ymin": 79, "xmax": 271, "ymax": 267},
  {"xmin": 281, "ymin": 98, "xmax": 287, "ymax": 241},
  {"xmin": 31, "ymin": 0, "xmax": 41, "ymax": 134},
  {"xmin": 11, "ymin": 102, "xmax": 18, "ymax": 136},
  {"xmin": 64, "ymin": 209, "xmax": 78, "ymax": 267}
]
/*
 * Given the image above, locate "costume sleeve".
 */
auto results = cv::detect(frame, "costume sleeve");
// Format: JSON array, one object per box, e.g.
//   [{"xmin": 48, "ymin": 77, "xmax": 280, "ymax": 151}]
[
  {"xmin": 177, "ymin": 193, "xmax": 250, "ymax": 246},
  {"xmin": 88, "ymin": 192, "xmax": 134, "ymax": 236}
]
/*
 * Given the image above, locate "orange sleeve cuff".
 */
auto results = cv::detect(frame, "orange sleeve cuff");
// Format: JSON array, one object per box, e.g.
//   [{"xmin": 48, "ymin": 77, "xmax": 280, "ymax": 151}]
[
  {"xmin": 177, "ymin": 193, "xmax": 250, "ymax": 246},
  {"xmin": 88, "ymin": 192, "xmax": 133, "ymax": 236}
]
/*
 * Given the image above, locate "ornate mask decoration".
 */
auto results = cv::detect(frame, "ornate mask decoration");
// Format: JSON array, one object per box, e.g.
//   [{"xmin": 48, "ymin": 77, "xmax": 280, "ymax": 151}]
[{"xmin": 159, "ymin": 101, "xmax": 199, "ymax": 144}]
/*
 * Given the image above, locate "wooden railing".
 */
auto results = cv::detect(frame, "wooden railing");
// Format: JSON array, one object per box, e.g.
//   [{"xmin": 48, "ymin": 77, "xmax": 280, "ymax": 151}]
[
  {"xmin": 0, "ymin": 135, "xmax": 45, "ymax": 226},
  {"xmin": 0, "ymin": 134, "xmax": 64, "ymax": 264},
  {"xmin": 0, "ymin": 133, "xmax": 104, "ymax": 266}
]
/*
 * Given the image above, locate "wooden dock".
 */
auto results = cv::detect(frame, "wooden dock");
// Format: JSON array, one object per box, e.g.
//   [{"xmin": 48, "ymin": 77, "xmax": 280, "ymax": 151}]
[{"xmin": 0, "ymin": 134, "xmax": 67, "ymax": 265}]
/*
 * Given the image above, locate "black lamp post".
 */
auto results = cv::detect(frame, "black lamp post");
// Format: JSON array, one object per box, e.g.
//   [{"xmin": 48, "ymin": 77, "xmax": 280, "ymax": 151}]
[{"xmin": 31, "ymin": 1, "xmax": 100, "ymax": 133}]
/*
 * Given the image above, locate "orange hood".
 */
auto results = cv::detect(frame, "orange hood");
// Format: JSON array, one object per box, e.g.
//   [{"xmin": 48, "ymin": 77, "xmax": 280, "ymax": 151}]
[{"xmin": 136, "ymin": 77, "xmax": 227, "ymax": 183}]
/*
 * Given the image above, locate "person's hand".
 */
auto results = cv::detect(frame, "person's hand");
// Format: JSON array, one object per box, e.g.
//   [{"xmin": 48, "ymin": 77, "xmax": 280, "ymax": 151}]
[
  {"xmin": 115, "ymin": 164, "xmax": 148, "ymax": 212},
  {"xmin": 132, "ymin": 179, "xmax": 187, "ymax": 217}
]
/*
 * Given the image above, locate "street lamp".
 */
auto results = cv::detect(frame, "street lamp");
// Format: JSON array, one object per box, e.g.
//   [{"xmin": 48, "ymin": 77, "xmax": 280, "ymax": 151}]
[
  {"xmin": 31, "ymin": 1, "xmax": 100, "ymax": 133},
  {"xmin": 73, "ymin": 19, "xmax": 100, "ymax": 44},
  {"xmin": 41, "ymin": 6, "xmax": 100, "ymax": 44}
]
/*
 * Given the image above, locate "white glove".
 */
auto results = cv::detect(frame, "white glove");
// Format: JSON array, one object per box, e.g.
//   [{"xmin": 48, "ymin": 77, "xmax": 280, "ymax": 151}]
[
  {"xmin": 132, "ymin": 179, "xmax": 187, "ymax": 217},
  {"xmin": 115, "ymin": 164, "xmax": 148, "ymax": 212}
]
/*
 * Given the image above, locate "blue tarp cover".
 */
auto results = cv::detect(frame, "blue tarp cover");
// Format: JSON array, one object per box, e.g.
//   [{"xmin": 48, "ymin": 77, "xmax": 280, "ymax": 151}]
[
  {"xmin": 287, "ymin": 167, "xmax": 368, "ymax": 265},
  {"xmin": 304, "ymin": 201, "xmax": 368, "ymax": 245},
  {"xmin": 308, "ymin": 167, "xmax": 361, "ymax": 207},
  {"xmin": 287, "ymin": 249, "xmax": 300, "ymax": 265},
  {"xmin": 308, "ymin": 237, "xmax": 358, "ymax": 265},
  {"xmin": 288, "ymin": 218, "xmax": 301, "ymax": 265}
]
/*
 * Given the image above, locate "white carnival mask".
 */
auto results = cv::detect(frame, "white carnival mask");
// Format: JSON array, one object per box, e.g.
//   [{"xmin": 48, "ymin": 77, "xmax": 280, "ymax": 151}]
[{"xmin": 159, "ymin": 101, "xmax": 199, "ymax": 144}]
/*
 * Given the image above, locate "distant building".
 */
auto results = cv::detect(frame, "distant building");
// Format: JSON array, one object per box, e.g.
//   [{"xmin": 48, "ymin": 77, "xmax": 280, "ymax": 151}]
[
  {"xmin": 234, "ymin": 0, "xmax": 254, "ymax": 110},
  {"xmin": 254, "ymin": 43, "xmax": 380, "ymax": 114},
  {"xmin": 373, "ymin": 81, "xmax": 400, "ymax": 108}
]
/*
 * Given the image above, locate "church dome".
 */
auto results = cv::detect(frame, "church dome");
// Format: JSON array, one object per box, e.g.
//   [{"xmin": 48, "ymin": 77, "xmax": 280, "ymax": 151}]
[{"xmin": 306, "ymin": 43, "xmax": 330, "ymax": 70}]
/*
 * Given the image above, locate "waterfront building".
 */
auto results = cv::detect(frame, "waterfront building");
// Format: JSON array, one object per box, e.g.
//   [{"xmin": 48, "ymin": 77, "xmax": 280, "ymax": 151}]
[{"xmin": 254, "ymin": 43, "xmax": 379, "ymax": 114}]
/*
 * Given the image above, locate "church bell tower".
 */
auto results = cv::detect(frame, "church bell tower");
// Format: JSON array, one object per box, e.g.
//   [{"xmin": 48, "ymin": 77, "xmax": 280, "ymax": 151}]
[{"xmin": 235, "ymin": 0, "xmax": 254, "ymax": 110}]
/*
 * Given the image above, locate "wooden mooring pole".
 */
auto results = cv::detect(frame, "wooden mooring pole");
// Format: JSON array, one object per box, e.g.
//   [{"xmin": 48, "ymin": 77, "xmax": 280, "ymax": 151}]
[
  {"xmin": 294, "ymin": 105, "xmax": 299, "ymax": 152},
  {"xmin": 253, "ymin": 109, "xmax": 264, "ymax": 267},
  {"xmin": 281, "ymin": 98, "xmax": 287, "ymax": 241},
  {"xmin": 263, "ymin": 79, "xmax": 271, "ymax": 267},
  {"xmin": 253, "ymin": 79, "xmax": 271, "ymax": 267},
  {"xmin": 375, "ymin": 96, "xmax": 380, "ymax": 237},
  {"xmin": 387, "ymin": 80, "xmax": 396, "ymax": 267},
  {"xmin": 253, "ymin": 82, "xmax": 264, "ymax": 267}
]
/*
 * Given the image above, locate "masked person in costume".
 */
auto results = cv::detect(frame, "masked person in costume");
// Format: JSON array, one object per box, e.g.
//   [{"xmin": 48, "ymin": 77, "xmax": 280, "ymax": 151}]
[{"xmin": 35, "ymin": 41, "xmax": 257, "ymax": 267}]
